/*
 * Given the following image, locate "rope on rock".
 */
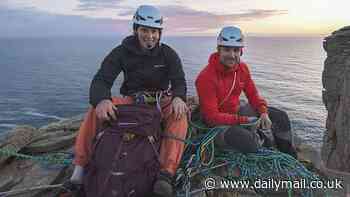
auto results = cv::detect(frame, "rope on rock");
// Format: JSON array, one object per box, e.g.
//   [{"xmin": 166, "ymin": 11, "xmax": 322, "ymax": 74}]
[
  {"xmin": 0, "ymin": 148, "xmax": 73, "ymax": 166},
  {"xmin": 0, "ymin": 117, "xmax": 330, "ymax": 197}
]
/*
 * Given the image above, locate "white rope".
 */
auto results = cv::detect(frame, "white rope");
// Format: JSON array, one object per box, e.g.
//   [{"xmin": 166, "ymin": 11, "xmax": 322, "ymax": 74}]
[{"xmin": 219, "ymin": 71, "xmax": 237, "ymax": 107}]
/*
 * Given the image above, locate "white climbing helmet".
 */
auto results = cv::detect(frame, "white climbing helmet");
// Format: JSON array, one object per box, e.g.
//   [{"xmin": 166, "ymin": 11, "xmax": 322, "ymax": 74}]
[
  {"xmin": 132, "ymin": 5, "xmax": 163, "ymax": 29},
  {"xmin": 217, "ymin": 26, "xmax": 244, "ymax": 47}
]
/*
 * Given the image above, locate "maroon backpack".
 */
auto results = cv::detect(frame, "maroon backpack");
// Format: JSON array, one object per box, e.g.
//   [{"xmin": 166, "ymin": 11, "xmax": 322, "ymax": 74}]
[{"xmin": 83, "ymin": 104, "xmax": 162, "ymax": 197}]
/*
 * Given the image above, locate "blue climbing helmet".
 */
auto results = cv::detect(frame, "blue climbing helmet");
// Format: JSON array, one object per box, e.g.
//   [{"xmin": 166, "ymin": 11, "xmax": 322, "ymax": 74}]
[
  {"xmin": 217, "ymin": 26, "xmax": 244, "ymax": 47},
  {"xmin": 132, "ymin": 5, "xmax": 163, "ymax": 29}
]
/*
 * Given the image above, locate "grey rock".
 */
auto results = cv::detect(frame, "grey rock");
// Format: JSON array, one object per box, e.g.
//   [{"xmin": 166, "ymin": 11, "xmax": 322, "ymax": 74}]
[
  {"xmin": 322, "ymin": 26, "xmax": 350, "ymax": 172},
  {"xmin": 0, "ymin": 176, "xmax": 23, "ymax": 192},
  {"xmin": 0, "ymin": 158, "xmax": 67, "ymax": 197},
  {"xmin": 321, "ymin": 26, "xmax": 350, "ymax": 196},
  {"xmin": 24, "ymin": 131, "xmax": 77, "ymax": 154},
  {"xmin": 0, "ymin": 126, "xmax": 37, "ymax": 167},
  {"xmin": 38, "ymin": 114, "xmax": 84, "ymax": 133}
]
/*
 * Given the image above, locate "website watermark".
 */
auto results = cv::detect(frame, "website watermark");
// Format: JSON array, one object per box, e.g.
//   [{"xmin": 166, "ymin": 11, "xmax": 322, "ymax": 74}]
[{"xmin": 204, "ymin": 177, "xmax": 343, "ymax": 191}]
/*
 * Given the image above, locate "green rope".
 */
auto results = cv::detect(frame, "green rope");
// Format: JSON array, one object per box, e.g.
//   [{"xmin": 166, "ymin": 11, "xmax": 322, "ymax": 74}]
[
  {"xmin": 0, "ymin": 148, "xmax": 73, "ymax": 166},
  {"xmin": 175, "ymin": 120, "xmax": 328, "ymax": 197}
]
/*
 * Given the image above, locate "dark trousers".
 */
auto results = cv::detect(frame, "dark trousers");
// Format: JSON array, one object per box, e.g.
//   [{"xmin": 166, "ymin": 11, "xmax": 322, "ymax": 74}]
[{"xmin": 215, "ymin": 103, "xmax": 297, "ymax": 158}]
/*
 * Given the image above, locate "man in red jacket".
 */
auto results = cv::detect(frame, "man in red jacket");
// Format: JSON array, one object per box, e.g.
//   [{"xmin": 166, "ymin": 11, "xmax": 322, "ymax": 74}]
[{"xmin": 196, "ymin": 26, "xmax": 297, "ymax": 157}]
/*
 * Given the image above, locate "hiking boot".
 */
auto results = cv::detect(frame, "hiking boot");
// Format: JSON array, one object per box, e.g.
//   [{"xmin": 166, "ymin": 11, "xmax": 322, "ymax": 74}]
[
  {"xmin": 153, "ymin": 171, "xmax": 174, "ymax": 197},
  {"xmin": 61, "ymin": 180, "xmax": 84, "ymax": 197}
]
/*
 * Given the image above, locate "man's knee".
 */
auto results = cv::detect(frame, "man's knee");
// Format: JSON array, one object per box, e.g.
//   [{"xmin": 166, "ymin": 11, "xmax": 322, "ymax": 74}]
[
  {"xmin": 268, "ymin": 107, "xmax": 297, "ymax": 158},
  {"xmin": 268, "ymin": 107, "xmax": 291, "ymax": 132},
  {"xmin": 164, "ymin": 114, "xmax": 188, "ymax": 133}
]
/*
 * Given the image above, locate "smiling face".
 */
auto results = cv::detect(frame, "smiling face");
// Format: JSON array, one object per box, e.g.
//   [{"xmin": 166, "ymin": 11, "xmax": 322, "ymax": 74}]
[
  {"xmin": 136, "ymin": 25, "xmax": 160, "ymax": 50},
  {"xmin": 218, "ymin": 46, "xmax": 242, "ymax": 69}
]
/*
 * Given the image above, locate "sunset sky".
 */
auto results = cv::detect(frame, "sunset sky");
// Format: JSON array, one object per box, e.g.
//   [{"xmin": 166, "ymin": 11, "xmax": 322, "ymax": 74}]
[{"xmin": 1, "ymin": 0, "xmax": 349, "ymax": 37}]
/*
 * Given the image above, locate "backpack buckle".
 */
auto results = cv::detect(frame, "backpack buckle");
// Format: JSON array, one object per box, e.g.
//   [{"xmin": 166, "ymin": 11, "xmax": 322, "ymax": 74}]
[{"xmin": 122, "ymin": 132, "xmax": 136, "ymax": 142}]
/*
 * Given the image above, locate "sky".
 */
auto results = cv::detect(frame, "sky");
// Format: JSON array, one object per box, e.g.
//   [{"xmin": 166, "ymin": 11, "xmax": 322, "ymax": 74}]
[{"xmin": 1, "ymin": 0, "xmax": 349, "ymax": 37}]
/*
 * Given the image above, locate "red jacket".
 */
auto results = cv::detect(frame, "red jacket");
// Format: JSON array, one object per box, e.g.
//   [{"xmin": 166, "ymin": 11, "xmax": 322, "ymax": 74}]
[{"xmin": 195, "ymin": 52, "xmax": 267, "ymax": 126}]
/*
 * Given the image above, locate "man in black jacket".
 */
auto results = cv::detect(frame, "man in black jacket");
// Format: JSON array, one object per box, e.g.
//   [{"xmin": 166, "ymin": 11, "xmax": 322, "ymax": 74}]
[{"xmin": 70, "ymin": 5, "xmax": 188, "ymax": 197}]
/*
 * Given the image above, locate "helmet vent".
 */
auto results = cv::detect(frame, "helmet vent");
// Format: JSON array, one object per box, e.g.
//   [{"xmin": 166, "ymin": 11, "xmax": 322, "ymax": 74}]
[
  {"xmin": 155, "ymin": 19, "xmax": 163, "ymax": 24},
  {"xmin": 222, "ymin": 37, "xmax": 229, "ymax": 41},
  {"xmin": 136, "ymin": 14, "xmax": 146, "ymax": 21}
]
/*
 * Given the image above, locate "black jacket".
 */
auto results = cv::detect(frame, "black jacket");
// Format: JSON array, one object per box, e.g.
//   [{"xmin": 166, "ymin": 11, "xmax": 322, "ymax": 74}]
[{"xmin": 89, "ymin": 35, "xmax": 187, "ymax": 107}]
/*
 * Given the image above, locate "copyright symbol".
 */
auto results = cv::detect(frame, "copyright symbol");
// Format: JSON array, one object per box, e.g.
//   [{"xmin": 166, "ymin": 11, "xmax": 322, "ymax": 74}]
[{"xmin": 204, "ymin": 178, "xmax": 216, "ymax": 190}]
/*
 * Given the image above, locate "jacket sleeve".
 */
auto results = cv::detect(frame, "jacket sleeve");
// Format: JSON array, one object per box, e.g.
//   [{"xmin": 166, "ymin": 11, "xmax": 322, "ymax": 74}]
[
  {"xmin": 242, "ymin": 65, "xmax": 268, "ymax": 114},
  {"xmin": 89, "ymin": 47, "xmax": 122, "ymax": 107},
  {"xmin": 195, "ymin": 71, "xmax": 248, "ymax": 126},
  {"xmin": 166, "ymin": 47, "xmax": 187, "ymax": 102}
]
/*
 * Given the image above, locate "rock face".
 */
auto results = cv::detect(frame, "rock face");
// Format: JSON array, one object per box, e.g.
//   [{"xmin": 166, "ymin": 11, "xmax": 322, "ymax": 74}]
[
  {"xmin": 322, "ymin": 26, "xmax": 350, "ymax": 173},
  {"xmin": 0, "ymin": 118, "xmax": 81, "ymax": 196}
]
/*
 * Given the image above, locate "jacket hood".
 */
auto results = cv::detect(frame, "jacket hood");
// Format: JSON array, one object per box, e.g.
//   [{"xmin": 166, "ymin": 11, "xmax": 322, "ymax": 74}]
[
  {"xmin": 121, "ymin": 35, "xmax": 161, "ymax": 57},
  {"xmin": 208, "ymin": 52, "xmax": 240, "ymax": 74}
]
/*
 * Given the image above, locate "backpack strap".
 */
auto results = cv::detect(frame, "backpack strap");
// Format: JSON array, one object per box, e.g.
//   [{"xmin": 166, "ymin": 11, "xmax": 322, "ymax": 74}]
[
  {"xmin": 98, "ymin": 137, "xmax": 125, "ymax": 197},
  {"xmin": 147, "ymin": 136, "xmax": 161, "ymax": 163}
]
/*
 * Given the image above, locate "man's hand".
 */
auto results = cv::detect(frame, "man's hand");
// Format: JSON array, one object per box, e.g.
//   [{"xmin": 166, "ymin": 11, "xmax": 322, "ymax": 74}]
[
  {"xmin": 172, "ymin": 97, "xmax": 188, "ymax": 120},
  {"xmin": 95, "ymin": 99, "xmax": 117, "ymax": 121},
  {"xmin": 259, "ymin": 113, "xmax": 272, "ymax": 129}
]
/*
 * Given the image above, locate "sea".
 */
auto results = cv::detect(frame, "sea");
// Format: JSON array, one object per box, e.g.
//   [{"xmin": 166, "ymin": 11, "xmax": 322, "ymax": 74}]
[{"xmin": 0, "ymin": 36, "xmax": 327, "ymax": 148}]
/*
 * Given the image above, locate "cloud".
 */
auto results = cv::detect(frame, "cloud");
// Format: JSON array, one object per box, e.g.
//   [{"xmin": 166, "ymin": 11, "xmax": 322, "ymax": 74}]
[
  {"xmin": 0, "ymin": 6, "xmax": 130, "ymax": 37},
  {"xmin": 76, "ymin": 0, "xmax": 124, "ymax": 11},
  {"xmin": 158, "ymin": 5, "xmax": 288, "ymax": 34},
  {"xmin": 74, "ymin": 4, "xmax": 288, "ymax": 34},
  {"xmin": 0, "ymin": 4, "xmax": 288, "ymax": 37}
]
